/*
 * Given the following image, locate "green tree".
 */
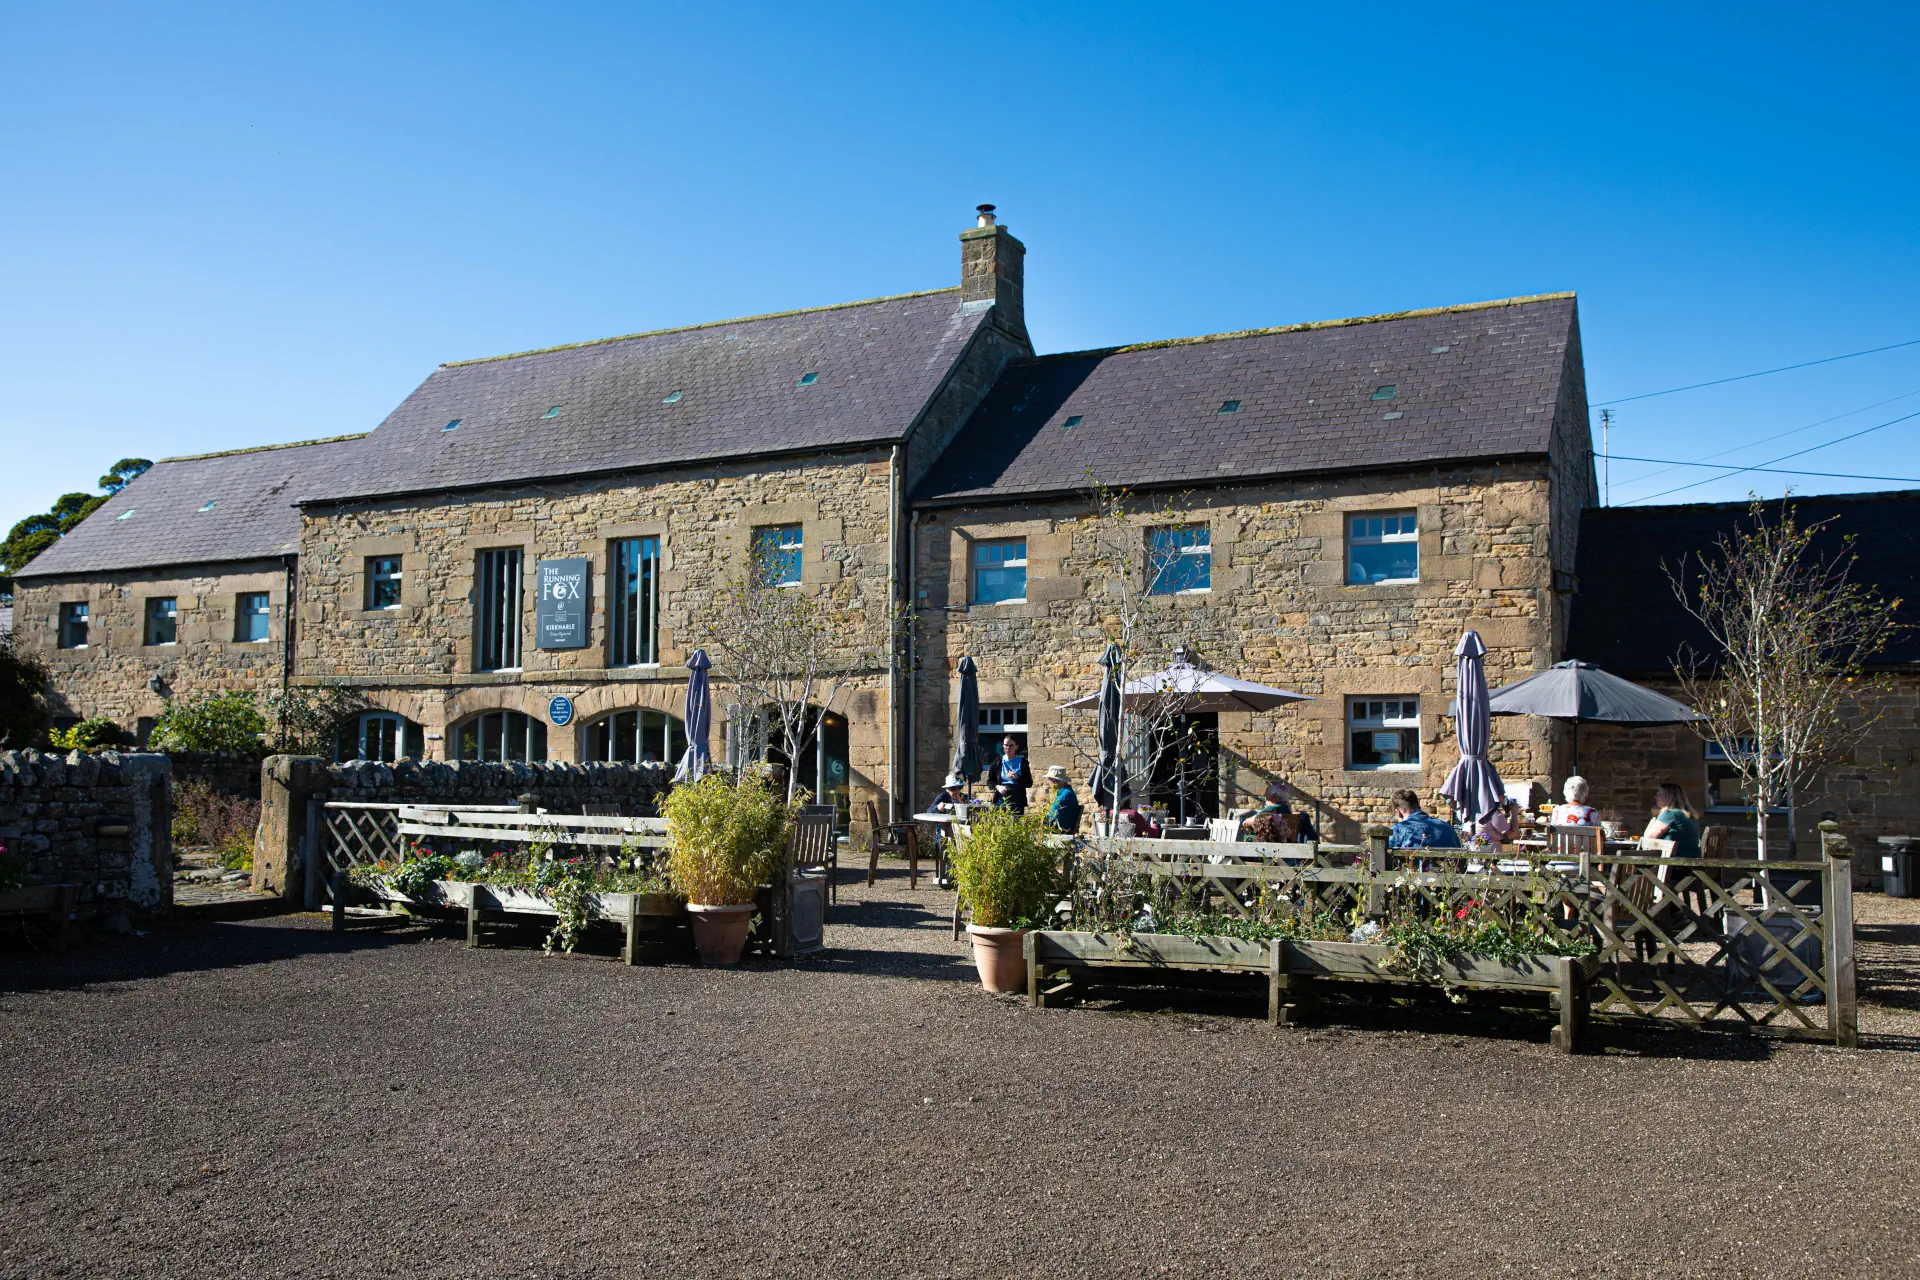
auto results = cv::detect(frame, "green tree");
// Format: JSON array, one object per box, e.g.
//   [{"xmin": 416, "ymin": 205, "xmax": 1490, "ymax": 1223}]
[
  {"xmin": 148, "ymin": 691, "xmax": 268, "ymax": 753},
  {"xmin": 0, "ymin": 459, "xmax": 151, "ymax": 594},
  {"xmin": 99, "ymin": 459, "xmax": 153, "ymax": 495},
  {"xmin": 0, "ymin": 631, "xmax": 51, "ymax": 749}
]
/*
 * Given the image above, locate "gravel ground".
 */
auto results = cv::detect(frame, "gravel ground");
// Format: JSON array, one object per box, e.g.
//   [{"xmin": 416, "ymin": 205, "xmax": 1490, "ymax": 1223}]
[{"xmin": 5, "ymin": 868, "xmax": 1920, "ymax": 1279}]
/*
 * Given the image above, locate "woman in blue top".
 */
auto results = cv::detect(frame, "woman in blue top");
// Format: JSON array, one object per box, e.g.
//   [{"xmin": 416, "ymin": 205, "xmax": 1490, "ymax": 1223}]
[
  {"xmin": 991, "ymin": 736, "xmax": 1033, "ymax": 814},
  {"xmin": 1644, "ymin": 782, "xmax": 1702, "ymax": 858}
]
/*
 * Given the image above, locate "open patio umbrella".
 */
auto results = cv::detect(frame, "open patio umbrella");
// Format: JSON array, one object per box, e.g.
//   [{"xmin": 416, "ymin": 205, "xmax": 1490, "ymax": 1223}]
[
  {"xmin": 951, "ymin": 655, "xmax": 982, "ymax": 791},
  {"xmin": 1058, "ymin": 648, "xmax": 1312, "ymax": 714},
  {"xmin": 1086, "ymin": 643, "xmax": 1130, "ymax": 815},
  {"xmin": 673, "ymin": 648, "xmax": 712, "ymax": 783},
  {"xmin": 1439, "ymin": 629, "xmax": 1504, "ymax": 824},
  {"xmin": 1473, "ymin": 659, "xmax": 1701, "ymax": 773}
]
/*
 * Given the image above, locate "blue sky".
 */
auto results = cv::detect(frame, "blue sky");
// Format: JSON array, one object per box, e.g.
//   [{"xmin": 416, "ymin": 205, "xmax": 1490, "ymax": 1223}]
[{"xmin": 3, "ymin": 2, "xmax": 1916, "ymax": 535}]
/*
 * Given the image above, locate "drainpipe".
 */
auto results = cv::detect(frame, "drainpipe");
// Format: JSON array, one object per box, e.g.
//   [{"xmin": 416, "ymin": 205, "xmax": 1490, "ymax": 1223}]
[
  {"xmin": 907, "ymin": 509, "xmax": 921, "ymax": 820},
  {"xmin": 280, "ymin": 554, "xmax": 297, "ymax": 749},
  {"xmin": 887, "ymin": 445, "xmax": 900, "ymax": 822}
]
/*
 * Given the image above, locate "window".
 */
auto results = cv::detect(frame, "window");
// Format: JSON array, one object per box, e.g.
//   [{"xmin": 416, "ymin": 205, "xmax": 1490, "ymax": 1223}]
[
  {"xmin": 366, "ymin": 556, "xmax": 403, "ymax": 610},
  {"xmin": 144, "ymin": 597, "xmax": 177, "ymax": 646},
  {"xmin": 58, "ymin": 602, "xmax": 89, "ymax": 649},
  {"xmin": 1371, "ymin": 385, "xmax": 1398, "ymax": 400},
  {"xmin": 1218, "ymin": 400, "xmax": 1241, "ymax": 414},
  {"xmin": 475, "ymin": 548, "xmax": 524, "ymax": 671},
  {"xmin": 752, "ymin": 525, "xmax": 803, "ymax": 587},
  {"xmin": 335, "ymin": 712, "xmax": 424, "ymax": 763},
  {"xmin": 1147, "ymin": 526, "xmax": 1211, "ymax": 595},
  {"xmin": 582, "ymin": 709, "xmax": 686, "ymax": 765},
  {"xmin": 453, "ymin": 710, "xmax": 548, "ymax": 763},
  {"xmin": 235, "ymin": 592, "xmax": 270, "ymax": 642},
  {"xmin": 979, "ymin": 704, "xmax": 1029, "ymax": 758},
  {"xmin": 609, "ymin": 536, "xmax": 661, "ymax": 666},
  {"xmin": 972, "ymin": 539, "xmax": 1027, "ymax": 604},
  {"xmin": 1347, "ymin": 512, "xmax": 1419, "ymax": 584},
  {"xmin": 1704, "ymin": 741, "xmax": 1788, "ymax": 812},
  {"xmin": 1348, "ymin": 697, "xmax": 1420, "ymax": 769}
]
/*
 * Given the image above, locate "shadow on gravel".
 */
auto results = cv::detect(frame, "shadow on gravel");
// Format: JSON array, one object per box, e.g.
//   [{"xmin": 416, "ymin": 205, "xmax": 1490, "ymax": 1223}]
[
  {"xmin": 1858, "ymin": 919, "xmax": 1920, "ymax": 1011},
  {"xmin": 0, "ymin": 914, "xmax": 438, "ymax": 997},
  {"xmin": 799, "ymin": 947, "xmax": 975, "ymax": 982}
]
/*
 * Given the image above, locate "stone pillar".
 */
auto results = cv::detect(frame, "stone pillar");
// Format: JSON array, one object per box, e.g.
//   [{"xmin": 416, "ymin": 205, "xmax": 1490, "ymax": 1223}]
[{"xmin": 255, "ymin": 755, "xmax": 330, "ymax": 905}]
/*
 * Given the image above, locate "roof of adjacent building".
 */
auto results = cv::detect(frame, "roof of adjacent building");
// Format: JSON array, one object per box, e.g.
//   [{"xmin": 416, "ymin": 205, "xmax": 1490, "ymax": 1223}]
[
  {"xmin": 297, "ymin": 288, "xmax": 989, "ymax": 505},
  {"xmin": 1569, "ymin": 490, "xmax": 1920, "ymax": 673},
  {"xmin": 12, "ymin": 435, "xmax": 367, "ymax": 579},
  {"xmin": 911, "ymin": 292, "xmax": 1581, "ymax": 503}
]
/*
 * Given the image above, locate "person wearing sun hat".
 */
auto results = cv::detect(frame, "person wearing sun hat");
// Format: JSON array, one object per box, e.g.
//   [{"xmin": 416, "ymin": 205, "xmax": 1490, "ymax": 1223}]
[
  {"xmin": 927, "ymin": 772, "xmax": 969, "ymax": 815},
  {"xmin": 1043, "ymin": 764, "xmax": 1082, "ymax": 835}
]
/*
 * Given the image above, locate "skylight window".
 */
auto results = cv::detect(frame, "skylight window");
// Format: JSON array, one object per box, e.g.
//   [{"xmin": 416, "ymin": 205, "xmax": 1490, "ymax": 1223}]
[
  {"xmin": 198, "ymin": 500, "xmax": 217, "ymax": 512},
  {"xmin": 1062, "ymin": 415, "xmax": 1083, "ymax": 430},
  {"xmin": 797, "ymin": 372, "xmax": 819, "ymax": 386},
  {"xmin": 1430, "ymin": 346, "xmax": 1451, "ymax": 354},
  {"xmin": 1218, "ymin": 400, "xmax": 1241, "ymax": 414},
  {"xmin": 443, "ymin": 419, "xmax": 462, "ymax": 431},
  {"xmin": 662, "ymin": 391, "xmax": 683, "ymax": 404},
  {"xmin": 116, "ymin": 509, "xmax": 136, "ymax": 521},
  {"xmin": 1371, "ymin": 385, "xmax": 1398, "ymax": 401},
  {"xmin": 541, "ymin": 406, "xmax": 561, "ymax": 419}
]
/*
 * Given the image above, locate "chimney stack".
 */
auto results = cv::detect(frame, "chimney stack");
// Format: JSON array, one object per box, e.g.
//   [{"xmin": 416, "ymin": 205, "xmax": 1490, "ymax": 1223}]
[{"xmin": 960, "ymin": 204, "xmax": 1027, "ymax": 349}]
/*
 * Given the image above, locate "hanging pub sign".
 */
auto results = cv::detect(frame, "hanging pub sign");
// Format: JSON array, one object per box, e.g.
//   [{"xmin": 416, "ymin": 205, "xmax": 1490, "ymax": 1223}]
[{"xmin": 535, "ymin": 558, "xmax": 590, "ymax": 650}]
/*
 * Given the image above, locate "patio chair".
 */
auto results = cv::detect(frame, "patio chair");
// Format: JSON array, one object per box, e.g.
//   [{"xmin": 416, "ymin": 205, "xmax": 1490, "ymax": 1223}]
[
  {"xmin": 582, "ymin": 802, "xmax": 620, "ymax": 817},
  {"xmin": 1207, "ymin": 816, "xmax": 1243, "ymax": 843},
  {"xmin": 864, "ymin": 799, "xmax": 924, "ymax": 888},
  {"xmin": 788, "ymin": 812, "xmax": 839, "ymax": 903}
]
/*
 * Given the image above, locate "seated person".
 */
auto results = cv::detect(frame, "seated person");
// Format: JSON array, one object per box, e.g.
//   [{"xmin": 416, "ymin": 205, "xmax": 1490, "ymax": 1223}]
[
  {"xmin": 1239, "ymin": 781, "xmax": 1318, "ymax": 843},
  {"xmin": 927, "ymin": 773, "xmax": 970, "ymax": 815},
  {"xmin": 1388, "ymin": 788, "xmax": 1462, "ymax": 849},
  {"xmin": 1550, "ymin": 775, "xmax": 1600, "ymax": 828},
  {"xmin": 1106, "ymin": 793, "xmax": 1162, "ymax": 839},
  {"xmin": 1043, "ymin": 765, "xmax": 1082, "ymax": 835},
  {"xmin": 1642, "ymin": 782, "xmax": 1702, "ymax": 858},
  {"xmin": 1472, "ymin": 799, "xmax": 1523, "ymax": 853}
]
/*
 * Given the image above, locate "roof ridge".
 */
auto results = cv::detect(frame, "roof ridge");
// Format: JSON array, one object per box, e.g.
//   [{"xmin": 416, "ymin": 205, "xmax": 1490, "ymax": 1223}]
[
  {"xmin": 157, "ymin": 433, "xmax": 369, "ymax": 464},
  {"xmin": 1019, "ymin": 291, "xmax": 1578, "ymax": 364},
  {"xmin": 441, "ymin": 286, "xmax": 962, "ymax": 368}
]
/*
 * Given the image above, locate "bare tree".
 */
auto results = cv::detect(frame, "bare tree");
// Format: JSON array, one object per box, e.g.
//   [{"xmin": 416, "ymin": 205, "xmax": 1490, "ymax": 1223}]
[
  {"xmin": 699, "ymin": 538, "xmax": 890, "ymax": 803},
  {"xmin": 1667, "ymin": 497, "xmax": 1906, "ymax": 858}
]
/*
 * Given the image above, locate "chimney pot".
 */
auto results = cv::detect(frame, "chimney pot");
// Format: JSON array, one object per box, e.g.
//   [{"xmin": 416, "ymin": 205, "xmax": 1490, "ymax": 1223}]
[
  {"xmin": 975, "ymin": 204, "xmax": 996, "ymax": 227},
  {"xmin": 959, "ymin": 206, "xmax": 1027, "ymax": 350}
]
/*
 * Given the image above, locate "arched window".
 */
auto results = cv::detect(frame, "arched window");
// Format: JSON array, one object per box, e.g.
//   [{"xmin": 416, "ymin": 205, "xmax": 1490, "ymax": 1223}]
[
  {"xmin": 451, "ymin": 710, "xmax": 548, "ymax": 763},
  {"xmin": 335, "ymin": 712, "xmax": 424, "ymax": 763},
  {"xmin": 581, "ymin": 708, "xmax": 685, "ymax": 765}
]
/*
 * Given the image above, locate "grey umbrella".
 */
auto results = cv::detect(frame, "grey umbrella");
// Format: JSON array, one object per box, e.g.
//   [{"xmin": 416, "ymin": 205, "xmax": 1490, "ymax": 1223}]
[
  {"xmin": 1476, "ymin": 659, "xmax": 1701, "ymax": 773},
  {"xmin": 1439, "ymin": 629, "xmax": 1504, "ymax": 824},
  {"xmin": 1087, "ymin": 643, "xmax": 1131, "ymax": 816},
  {"xmin": 952, "ymin": 655, "xmax": 982, "ymax": 792},
  {"xmin": 673, "ymin": 649, "xmax": 712, "ymax": 783}
]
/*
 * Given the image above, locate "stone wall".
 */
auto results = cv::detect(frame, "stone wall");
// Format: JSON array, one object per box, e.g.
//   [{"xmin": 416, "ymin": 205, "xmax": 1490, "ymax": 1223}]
[
  {"xmin": 13, "ymin": 559, "xmax": 292, "ymax": 735},
  {"xmin": 170, "ymin": 750, "xmax": 269, "ymax": 799},
  {"xmin": 910, "ymin": 462, "xmax": 1568, "ymax": 839},
  {"xmin": 0, "ymin": 750, "xmax": 173, "ymax": 920}
]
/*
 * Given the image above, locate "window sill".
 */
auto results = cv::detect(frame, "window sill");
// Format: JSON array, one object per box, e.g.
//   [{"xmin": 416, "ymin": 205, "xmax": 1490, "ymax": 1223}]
[
  {"xmin": 972, "ymin": 598, "xmax": 1028, "ymax": 607},
  {"xmin": 1346, "ymin": 764, "xmax": 1421, "ymax": 772},
  {"xmin": 1346, "ymin": 579, "xmax": 1420, "ymax": 588}
]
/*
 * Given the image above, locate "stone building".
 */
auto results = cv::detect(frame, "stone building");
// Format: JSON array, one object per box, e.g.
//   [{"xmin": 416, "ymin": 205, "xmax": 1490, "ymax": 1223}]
[
  {"xmin": 9, "ymin": 436, "xmax": 365, "ymax": 741},
  {"xmin": 907, "ymin": 293, "xmax": 1594, "ymax": 839}
]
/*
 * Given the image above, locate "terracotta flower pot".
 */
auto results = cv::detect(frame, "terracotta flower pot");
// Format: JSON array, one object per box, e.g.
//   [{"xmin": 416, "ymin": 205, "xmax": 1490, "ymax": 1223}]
[
  {"xmin": 966, "ymin": 924, "xmax": 1029, "ymax": 993},
  {"xmin": 687, "ymin": 903, "xmax": 756, "ymax": 966}
]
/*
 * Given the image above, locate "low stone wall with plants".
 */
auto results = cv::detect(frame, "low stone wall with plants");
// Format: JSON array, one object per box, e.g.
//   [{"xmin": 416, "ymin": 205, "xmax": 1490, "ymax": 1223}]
[{"xmin": 0, "ymin": 749, "xmax": 173, "ymax": 922}]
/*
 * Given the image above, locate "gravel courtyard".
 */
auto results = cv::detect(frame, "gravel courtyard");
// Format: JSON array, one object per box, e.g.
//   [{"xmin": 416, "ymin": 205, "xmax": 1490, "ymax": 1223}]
[{"xmin": 5, "ymin": 872, "xmax": 1920, "ymax": 1280}]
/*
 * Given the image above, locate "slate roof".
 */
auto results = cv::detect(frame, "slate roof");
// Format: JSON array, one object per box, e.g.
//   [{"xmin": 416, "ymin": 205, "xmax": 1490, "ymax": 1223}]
[
  {"xmin": 912, "ymin": 293, "xmax": 1580, "ymax": 503},
  {"xmin": 13, "ymin": 435, "xmax": 367, "ymax": 579},
  {"xmin": 1568, "ymin": 491, "xmax": 1920, "ymax": 673},
  {"xmin": 299, "ymin": 289, "xmax": 988, "ymax": 504}
]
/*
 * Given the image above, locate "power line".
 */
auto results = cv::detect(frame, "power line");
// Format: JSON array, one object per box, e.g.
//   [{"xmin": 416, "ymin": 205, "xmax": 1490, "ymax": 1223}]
[
  {"xmin": 1593, "ymin": 336, "xmax": 1920, "ymax": 406},
  {"xmin": 1605, "ymin": 386, "xmax": 1920, "ymax": 494},
  {"xmin": 1620, "ymin": 407, "xmax": 1920, "ymax": 504},
  {"xmin": 1604, "ymin": 455, "xmax": 1920, "ymax": 484}
]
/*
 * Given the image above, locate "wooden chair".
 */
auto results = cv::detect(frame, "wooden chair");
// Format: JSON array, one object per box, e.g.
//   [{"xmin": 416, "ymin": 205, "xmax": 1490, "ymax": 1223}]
[
  {"xmin": 788, "ymin": 812, "xmax": 839, "ymax": 904},
  {"xmin": 582, "ymin": 802, "xmax": 620, "ymax": 817},
  {"xmin": 864, "ymin": 799, "xmax": 923, "ymax": 889},
  {"xmin": 1242, "ymin": 812, "xmax": 1300, "ymax": 845}
]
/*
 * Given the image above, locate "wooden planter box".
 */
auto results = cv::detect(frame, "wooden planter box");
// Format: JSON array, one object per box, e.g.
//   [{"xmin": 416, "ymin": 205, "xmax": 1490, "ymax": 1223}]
[
  {"xmin": 347, "ymin": 877, "xmax": 687, "ymax": 964},
  {"xmin": 1026, "ymin": 930, "xmax": 1597, "ymax": 1053},
  {"xmin": 0, "ymin": 884, "xmax": 78, "ymax": 951}
]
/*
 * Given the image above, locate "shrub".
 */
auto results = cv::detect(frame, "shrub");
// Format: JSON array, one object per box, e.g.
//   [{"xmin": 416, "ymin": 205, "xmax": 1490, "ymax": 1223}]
[
  {"xmin": 662, "ymin": 771, "xmax": 791, "ymax": 906},
  {"xmin": 0, "ymin": 632, "xmax": 50, "ymax": 750},
  {"xmin": 149, "ymin": 691, "xmax": 266, "ymax": 753},
  {"xmin": 48, "ymin": 716, "xmax": 130, "ymax": 751},
  {"xmin": 952, "ymin": 808, "xmax": 1058, "ymax": 929},
  {"xmin": 172, "ymin": 780, "xmax": 261, "ymax": 870},
  {"xmin": 0, "ymin": 841, "xmax": 24, "ymax": 893}
]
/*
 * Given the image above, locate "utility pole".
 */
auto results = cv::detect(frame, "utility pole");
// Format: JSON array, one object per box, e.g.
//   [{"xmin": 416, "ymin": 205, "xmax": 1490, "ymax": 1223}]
[{"xmin": 1600, "ymin": 409, "xmax": 1612, "ymax": 506}]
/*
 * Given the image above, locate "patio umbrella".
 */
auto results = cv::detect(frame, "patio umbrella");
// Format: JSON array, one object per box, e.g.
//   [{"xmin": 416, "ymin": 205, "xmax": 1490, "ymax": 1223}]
[
  {"xmin": 1473, "ymin": 659, "xmax": 1701, "ymax": 773},
  {"xmin": 673, "ymin": 648, "xmax": 712, "ymax": 783},
  {"xmin": 1439, "ymin": 629, "xmax": 1504, "ymax": 825},
  {"xmin": 1058, "ymin": 650, "xmax": 1312, "ymax": 714},
  {"xmin": 951, "ymin": 655, "xmax": 982, "ymax": 790},
  {"xmin": 1086, "ymin": 642, "xmax": 1130, "ymax": 815}
]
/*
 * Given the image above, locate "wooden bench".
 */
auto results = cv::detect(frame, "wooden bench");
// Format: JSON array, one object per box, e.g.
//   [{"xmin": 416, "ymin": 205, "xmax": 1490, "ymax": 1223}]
[{"xmin": 332, "ymin": 871, "xmax": 689, "ymax": 964}]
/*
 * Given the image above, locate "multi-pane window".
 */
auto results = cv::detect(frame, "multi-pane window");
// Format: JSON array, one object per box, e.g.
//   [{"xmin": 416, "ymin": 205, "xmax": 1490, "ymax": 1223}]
[
  {"xmin": 474, "ymin": 549, "xmax": 524, "ymax": 671},
  {"xmin": 979, "ymin": 704, "xmax": 1029, "ymax": 757},
  {"xmin": 58, "ymin": 602, "xmax": 89, "ymax": 649},
  {"xmin": 752, "ymin": 525, "xmax": 803, "ymax": 587},
  {"xmin": 1148, "ymin": 525, "xmax": 1212, "ymax": 595},
  {"xmin": 453, "ymin": 710, "xmax": 549, "ymax": 763},
  {"xmin": 610, "ymin": 536, "xmax": 661, "ymax": 666},
  {"xmin": 366, "ymin": 556, "xmax": 403, "ymax": 610},
  {"xmin": 1347, "ymin": 512, "xmax": 1419, "ymax": 584},
  {"xmin": 335, "ymin": 712, "xmax": 423, "ymax": 763},
  {"xmin": 1347, "ymin": 698, "xmax": 1420, "ymax": 769},
  {"xmin": 235, "ymin": 592, "xmax": 270, "ymax": 642},
  {"xmin": 582, "ymin": 709, "xmax": 687, "ymax": 764},
  {"xmin": 972, "ymin": 539, "xmax": 1027, "ymax": 605},
  {"xmin": 144, "ymin": 597, "xmax": 177, "ymax": 646}
]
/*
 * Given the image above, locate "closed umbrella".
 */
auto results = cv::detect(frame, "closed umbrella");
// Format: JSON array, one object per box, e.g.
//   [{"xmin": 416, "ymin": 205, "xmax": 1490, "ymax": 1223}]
[
  {"xmin": 1087, "ymin": 643, "xmax": 1131, "ymax": 816},
  {"xmin": 952, "ymin": 655, "xmax": 982, "ymax": 793},
  {"xmin": 673, "ymin": 649, "xmax": 712, "ymax": 783},
  {"xmin": 1439, "ymin": 630, "xmax": 1504, "ymax": 825},
  {"xmin": 1476, "ymin": 659, "xmax": 1701, "ymax": 773}
]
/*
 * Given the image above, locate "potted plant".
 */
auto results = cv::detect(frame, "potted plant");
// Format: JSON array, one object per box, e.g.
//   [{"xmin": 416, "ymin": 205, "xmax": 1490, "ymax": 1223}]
[
  {"xmin": 663, "ymin": 771, "xmax": 791, "ymax": 965},
  {"xmin": 951, "ymin": 808, "xmax": 1058, "ymax": 992}
]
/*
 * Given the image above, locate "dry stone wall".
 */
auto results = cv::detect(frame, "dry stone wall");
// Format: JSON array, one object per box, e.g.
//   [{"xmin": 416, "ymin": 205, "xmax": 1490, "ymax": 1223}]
[{"xmin": 0, "ymin": 750, "xmax": 173, "ymax": 919}]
